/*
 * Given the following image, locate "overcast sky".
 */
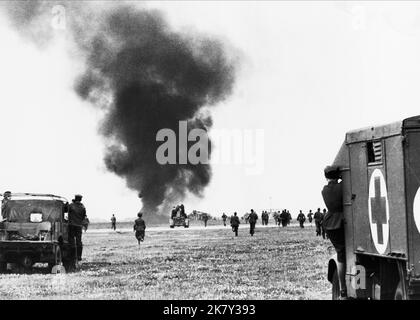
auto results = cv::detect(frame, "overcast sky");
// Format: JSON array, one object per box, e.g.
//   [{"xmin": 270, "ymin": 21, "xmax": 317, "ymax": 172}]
[{"xmin": 1, "ymin": 1, "xmax": 420, "ymax": 220}]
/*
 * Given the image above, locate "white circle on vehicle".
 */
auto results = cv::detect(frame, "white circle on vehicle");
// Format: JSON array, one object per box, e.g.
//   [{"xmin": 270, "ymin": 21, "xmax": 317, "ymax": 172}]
[
  {"xmin": 412, "ymin": 187, "xmax": 420, "ymax": 234},
  {"xmin": 368, "ymin": 169, "xmax": 390, "ymax": 255}
]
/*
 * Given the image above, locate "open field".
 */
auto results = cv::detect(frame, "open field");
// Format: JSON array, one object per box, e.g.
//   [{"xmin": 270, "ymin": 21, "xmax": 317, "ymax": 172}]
[{"xmin": 0, "ymin": 223, "xmax": 333, "ymax": 300}]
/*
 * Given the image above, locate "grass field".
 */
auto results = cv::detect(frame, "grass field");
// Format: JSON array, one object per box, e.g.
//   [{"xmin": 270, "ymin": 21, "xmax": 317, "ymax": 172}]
[{"xmin": 0, "ymin": 223, "xmax": 333, "ymax": 300}]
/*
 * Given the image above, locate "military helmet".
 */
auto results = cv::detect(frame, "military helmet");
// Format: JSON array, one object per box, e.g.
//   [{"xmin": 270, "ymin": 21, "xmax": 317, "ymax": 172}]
[{"xmin": 324, "ymin": 165, "xmax": 341, "ymax": 179}]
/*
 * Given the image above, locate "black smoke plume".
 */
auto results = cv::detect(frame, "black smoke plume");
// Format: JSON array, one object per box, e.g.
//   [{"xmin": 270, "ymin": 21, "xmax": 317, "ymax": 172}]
[{"xmin": 1, "ymin": 1, "xmax": 237, "ymax": 216}]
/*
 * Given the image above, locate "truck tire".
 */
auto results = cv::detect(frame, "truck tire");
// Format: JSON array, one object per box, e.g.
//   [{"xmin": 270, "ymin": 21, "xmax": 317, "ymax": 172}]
[
  {"xmin": 20, "ymin": 255, "xmax": 33, "ymax": 273},
  {"xmin": 394, "ymin": 281, "xmax": 404, "ymax": 300},
  {"xmin": 331, "ymin": 269, "xmax": 340, "ymax": 300},
  {"xmin": 0, "ymin": 262, "xmax": 7, "ymax": 273},
  {"xmin": 49, "ymin": 246, "xmax": 63, "ymax": 272}
]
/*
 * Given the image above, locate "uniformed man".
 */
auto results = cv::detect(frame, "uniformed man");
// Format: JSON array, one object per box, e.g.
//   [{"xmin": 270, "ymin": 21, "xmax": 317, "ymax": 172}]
[
  {"xmin": 307, "ymin": 210, "xmax": 313, "ymax": 224},
  {"xmin": 111, "ymin": 214, "xmax": 116, "ymax": 230},
  {"xmin": 1, "ymin": 191, "xmax": 11, "ymax": 219},
  {"xmin": 297, "ymin": 210, "xmax": 306, "ymax": 228},
  {"xmin": 280, "ymin": 210, "xmax": 287, "ymax": 227},
  {"xmin": 134, "ymin": 212, "xmax": 146, "ymax": 246},
  {"xmin": 221, "ymin": 213, "xmax": 227, "ymax": 226},
  {"xmin": 203, "ymin": 213, "xmax": 209, "ymax": 227},
  {"xmin": 322, "ymin": 209, "xmax": 328, "ymax": 239},
  {"xmin": 322, "ymin": 165, "xmax": 346, "ymax": 299},
  {"xmin": 230, "ymin": 212, "xmax": 240, "ymax": 237},
  {"xmin": 248, "ymin": 209, "xmax": 258, "ymax": 236},
  {"xmin": 273, "ymin": 211, "xmax": 279, "ymax": 226},
  {"xmin": 286, "ymin": 210, "xmax": 292, "ymax": 225},
  {"xmin": 314, "ymin": 208, "xmax": 323, "ymax": 236},
  {"xmin": 68, "ymin": 194, "xmax": 87, "ymax": 263}
]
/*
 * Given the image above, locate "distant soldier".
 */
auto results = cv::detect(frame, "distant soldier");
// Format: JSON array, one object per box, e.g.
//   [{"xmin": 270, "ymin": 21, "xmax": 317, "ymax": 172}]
[
  {"xmin": 1, "ymin": 191, "xmax": 11, "ymax": 219},
  {"xmin": 307, "ymin": 210, "xmax": 313, "ymax": 224},
  {"xmin": 111, "ymin": 214, "xmax": 116, "ymax": 230},
  {"xmin": 203, "ymin": 214, "xmax": 209, "ymax": 227},
  {"xmin": 314, "ymin": 208, "xmax": 323, "ymax": 236},
  {"xmin": 134, "ymin": 212, "xmax": 146, "ymax": 246},
  {"xmin": 280, "ymin": 210, "xmax": 288, "ymax": 227},
  {"xmin": 297, "ymin": 210, "xmax": 306, "ymax": 228},
  {"xmin": 264, "ymin": 211, "xmax": 269, "ymax": 225},
  {"xmin": 222, "ymin": 213, "xmax": 227, "ymax": 226},
  {"xmin": 322, "ymin": 209, "xmax": 328, "ymax": 239},
  {"xmin": 248, "ymin": 209, "xmax": 258, "ymax": 236},
  {"xmin": 230, "ymin": 212, "xmax": 240, "ymax": 236},
  {"xmin": 286, "ymin": 210, "xmax": 292, "ymax": 225},
  {"xmin": 68, "ymin": 194, "xmax": 87, "ymax": 263}
]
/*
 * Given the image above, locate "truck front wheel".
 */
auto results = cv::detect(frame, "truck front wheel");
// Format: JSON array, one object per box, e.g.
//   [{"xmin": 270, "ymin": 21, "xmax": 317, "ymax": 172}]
[{"xmin": 0, "ymin": 262, "xmax": 7, "ymax": 273}]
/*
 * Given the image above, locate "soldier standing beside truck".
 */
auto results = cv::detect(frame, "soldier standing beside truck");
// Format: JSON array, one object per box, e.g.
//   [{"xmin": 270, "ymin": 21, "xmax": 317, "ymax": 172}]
[
  {"xmin": 68, "ymin": 194, "xmax": 87, "ymax": 263},
  {"xmin": 322, "ymin": 165, "xmax": 346, "ymax": 299}
]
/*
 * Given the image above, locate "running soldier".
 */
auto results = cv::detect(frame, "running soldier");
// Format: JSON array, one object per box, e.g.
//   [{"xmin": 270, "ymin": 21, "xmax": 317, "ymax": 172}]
[
  {"xmin": 248, "ymin": 209, "xmax": 258, "ymax": 236},
  {"xmin": 203, "ymin": 214, "xmax": 209, "ymax": 227},
  {"xmin": 307, "ymin": 210, "xmax": 313, "ymax": 224},
  {"xmin": 134, "ymin": 212, "xmax": 146, "ymax": 246},
  {"xmin": 222, "ymin": 213, "xmax": 227, "ymax": 226},
  {"xmin": 286, "ymin": 210, "xmax": 292, "ymax": 225},
  {"xmin": 297, "ymin": 210, "xmax": 306, "ymax": 228},
  {"xmin": 280, "ymin": 210, "xmax": 288, "ymax": 227},
  {"xmin": 230, "ymin": 212, "xmax": 240, "ymax": 237}
]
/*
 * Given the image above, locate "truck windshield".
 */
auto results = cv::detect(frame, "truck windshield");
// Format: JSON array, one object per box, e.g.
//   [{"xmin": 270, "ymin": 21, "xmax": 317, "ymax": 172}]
[{"xmin": 2, "ymin": 200, "xmax": 63, "ymax": 223}]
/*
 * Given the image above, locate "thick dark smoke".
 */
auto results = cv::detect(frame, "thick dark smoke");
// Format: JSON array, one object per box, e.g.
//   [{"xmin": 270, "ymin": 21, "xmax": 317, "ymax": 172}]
[{"xmin": 2, "ymin": 1, "xmax": 237, "ymax": 216}]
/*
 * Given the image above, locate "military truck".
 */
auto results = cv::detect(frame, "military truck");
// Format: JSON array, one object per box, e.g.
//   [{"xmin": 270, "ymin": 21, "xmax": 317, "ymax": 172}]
[
  {"xmin": 327, "ymin": 115, "xmax": 420, "ymax": 299},
  {"xmin": 0, "ymin": 193, "xmax": 75, "ymax": 273},
  {"xmin": 169, "ymin": 207, "xmax": 189, "ymax": 228}
]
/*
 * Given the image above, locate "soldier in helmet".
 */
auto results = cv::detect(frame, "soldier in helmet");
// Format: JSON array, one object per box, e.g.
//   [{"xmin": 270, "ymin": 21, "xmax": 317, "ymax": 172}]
[
  {"xmin": 322, "ymin": 165, "xmax": 346, "ymax": 299},
  {"xmin": 307, "ymin": 210, "xmax": 313, "ymax": 225},
  {"xmin": 297, "ymin": 210, "xmax": 306, "ymax": 228},
  {"xmin": 68, "ymin": 194, "xmax": 87, "ymax": 263},
  {"xmin": 230, "ymin": 212, "xmax": 240, "ymax": 237},
  {"xmin": 322, "ymin": 209, "xmax": 328, "ymax": 239},
  {"xmin": 1, "ymin": 191, "xmax": 11, "ymax": 219},
  {"xmin": 314, "ymin": 208, "xmax": 323, "ymax": 236},
  {"xmin": 221, "ymin": 212, "xmax": 227, "ymax": 226},
  {"xmin": 111, "ymin": 214, "xmax": 116, "ymax": 231},
  {"xmin": 134, "ymin": 212, "xmax": 146, "ymax": 246},
  {"xmin": 202, "ymin": 213, "xmax": 209, "ymax": 227},
  {"xmin": 248, "ymin": 209, "xmax": 258, "ymax": 236}
]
